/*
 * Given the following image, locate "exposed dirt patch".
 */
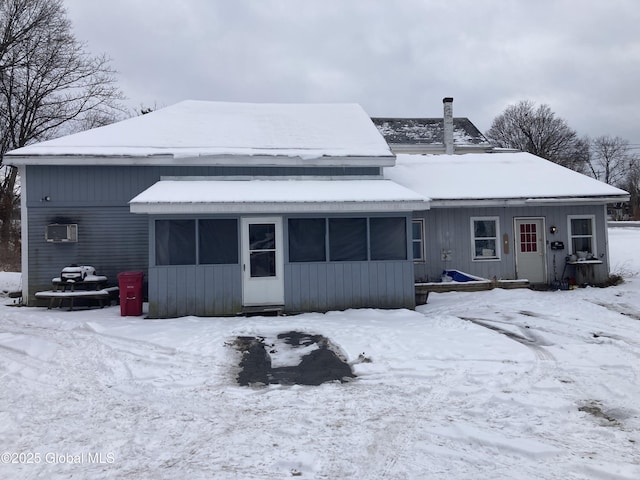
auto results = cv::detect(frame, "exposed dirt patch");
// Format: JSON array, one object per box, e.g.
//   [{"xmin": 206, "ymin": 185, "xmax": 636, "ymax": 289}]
[
  {"xmin": 233, "ymin": 331, "xmax": 356, "ymax": 386},
  {"xmin": 578, "ymin": 401, "xmax": 622, "ymax": 427}
]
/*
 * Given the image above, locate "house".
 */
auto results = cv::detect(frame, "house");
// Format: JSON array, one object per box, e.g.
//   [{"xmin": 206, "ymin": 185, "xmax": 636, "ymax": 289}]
[
  {"xmin": 385, "ymin": 152, "xmax": 629, "ymax": 286},
  {"xmin": 6, "ymin": 99, "xmax": 629, "ymax": 317},
  {"xmin": 7, "ymin": 101, "xmax": 427, "ymax": 317}
]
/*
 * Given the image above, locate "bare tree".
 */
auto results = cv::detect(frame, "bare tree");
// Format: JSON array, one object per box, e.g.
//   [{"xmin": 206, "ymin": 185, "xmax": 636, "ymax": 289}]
[
  {"xmin": 0, "ymin": 0, "xmax": 124, "ymax": 268},
  {"xmin": 585, "ymin": 135, "xmax": 633, "ymax": 187},
  {"xmin": 486, "ymin": 100, "xmax": 588, "ymax": 171}
]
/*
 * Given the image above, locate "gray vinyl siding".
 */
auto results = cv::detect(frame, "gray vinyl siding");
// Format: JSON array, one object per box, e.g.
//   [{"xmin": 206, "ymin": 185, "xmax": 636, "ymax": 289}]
[
  {"xmin": 23, "ymin": 164, "xmax": 379, "ymax": 304},
  {"xmin": 26, "ymin": 165, "xmax": 380, "ymax": 207},
  {"xmin": 26, "ymin": 205, "xmax": 147, "ymax": 303},
  {"xmin": 413, "ymin": 204, "xmax": 610, "ymax": 284}
]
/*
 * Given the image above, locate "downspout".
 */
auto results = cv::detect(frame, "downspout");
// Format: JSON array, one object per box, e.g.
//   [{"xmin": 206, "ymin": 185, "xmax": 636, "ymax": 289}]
[
  {"xmin": 443, "ymin": 97, "xmax": 454, "ymax": 155},
  {"xmin": 19, "ymin": 165, "xmax": 29, "ymax": 304}
]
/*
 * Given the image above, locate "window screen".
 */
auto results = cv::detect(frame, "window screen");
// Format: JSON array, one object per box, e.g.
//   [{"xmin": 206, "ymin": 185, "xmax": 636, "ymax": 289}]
[
  {"xmin": 370, "ymin": 217, "xmax": 407, "ymax": 260},
  {"xmin": 199, "ymin": 219, "xmax": 238, "ymax": 264},
  {"xmin": 329, "ymin": 218, "xmax": 367, "ymax": 261},
  {"xmin": 155, "ymin": 219, "xmax": 196, "ymax": 265},
  {"xmin": 288, "ymin": 218, "xmax": 326, "ymax": 262}
]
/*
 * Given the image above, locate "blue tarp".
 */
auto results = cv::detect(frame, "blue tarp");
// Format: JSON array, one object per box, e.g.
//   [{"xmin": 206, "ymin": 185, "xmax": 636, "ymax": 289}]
[{"xmin": 442, "ymin": 270, "xmax": 486, "ymax": 282}]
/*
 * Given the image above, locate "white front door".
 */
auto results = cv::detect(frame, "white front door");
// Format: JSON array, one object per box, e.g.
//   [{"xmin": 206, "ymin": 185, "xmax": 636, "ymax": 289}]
[
  {"xmin": 514, "ymin": 218, "xmax": 546, "ymax": 283},
  {"xmin": 241, "ymin": 217, "xmax": 284, "ymax": 306}
]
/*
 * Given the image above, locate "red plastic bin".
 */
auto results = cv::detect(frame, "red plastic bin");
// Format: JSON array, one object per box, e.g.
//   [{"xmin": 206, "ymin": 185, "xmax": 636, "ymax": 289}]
[{"xmin": 117, "ymin": 271, "xmax": 144, "ymax": 316}]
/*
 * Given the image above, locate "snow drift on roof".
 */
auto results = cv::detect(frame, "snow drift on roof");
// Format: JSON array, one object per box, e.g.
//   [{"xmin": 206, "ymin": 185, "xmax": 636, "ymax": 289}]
[
  {"xmin": 7, "ymin": 101, "xmax": 392, "ymax": 160},
  {"xmin": 129, "ymin": 179, "xmax": 428, "ymax": 214},
  {"xmin": 384, "ymin": 152, "xmax": 629, "ymax": 202}
]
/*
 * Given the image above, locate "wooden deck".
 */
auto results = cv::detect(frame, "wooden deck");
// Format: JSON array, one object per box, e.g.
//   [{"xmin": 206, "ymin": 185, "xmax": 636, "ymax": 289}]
[{"xmin": 415, "ymin": 279, "xmax": 530, "ymax": 305}]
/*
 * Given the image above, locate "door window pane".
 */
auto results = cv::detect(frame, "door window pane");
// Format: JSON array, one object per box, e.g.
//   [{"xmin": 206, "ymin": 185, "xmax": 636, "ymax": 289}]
[
  {"xmin": 250, "ymin": 251, "xmax": 276, "ymax": 277},
  {"xmin": 155, "ymin": 219, "xmax": 196, "ymax": 265},
  {"xmin": 199, "ymin": 219, "xmax": 238, "ymax": 264},
  {"xmin": 519, "ymin": 223, "xmax": 538, "ymax": 253},
  {"xmin": 249, "ymin": 223, "xmax": 277, "ymax": 277},
  {"xmin": 250, "ymin": 224, "xmax": 276, "ymax": 250},
  {"xmin": 288, "ymin": 218, "xmax": 326, "ymax": 262},
  {"xmin": 370, "ymin": 217, "xmax": 407, "ymax": 260},
  {"xmin": 329, "ymin": 218, "xmax": 367, "ymax": 261}
]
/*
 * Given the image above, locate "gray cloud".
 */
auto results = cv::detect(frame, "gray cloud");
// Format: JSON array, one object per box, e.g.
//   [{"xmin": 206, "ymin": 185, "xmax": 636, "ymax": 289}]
[{"xmin": 64, "ymin": 0, "xmax": 640, "ymax": 146}]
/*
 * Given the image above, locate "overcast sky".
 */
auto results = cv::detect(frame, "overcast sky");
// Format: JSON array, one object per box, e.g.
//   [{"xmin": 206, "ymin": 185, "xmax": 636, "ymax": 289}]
[{"xmin": 64, "ymin": 0, "xmax": 640, "ymax": 148}]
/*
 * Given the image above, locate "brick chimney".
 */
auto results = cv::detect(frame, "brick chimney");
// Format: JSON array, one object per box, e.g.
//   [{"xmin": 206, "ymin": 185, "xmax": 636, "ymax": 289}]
[{"xmin": 443, "ymin": 97, "xmax": 454, "ymax": 155}]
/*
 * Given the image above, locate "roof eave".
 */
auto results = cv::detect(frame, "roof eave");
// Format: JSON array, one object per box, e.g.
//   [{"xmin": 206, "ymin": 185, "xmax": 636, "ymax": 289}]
[
  {"xmin": 429, "ymin": 195, "xmax": 630, "ymax": 208},
  {"xmin": 6, "ymin": 153, "xmax": 396, "ymax": 167},
  {"xmin": 130, "ymin": 200, "xmax": 429, "ymax": 215}
]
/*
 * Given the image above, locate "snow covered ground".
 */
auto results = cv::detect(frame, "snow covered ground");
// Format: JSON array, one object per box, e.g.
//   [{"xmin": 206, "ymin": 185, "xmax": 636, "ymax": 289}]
[{"xmin": 1, "ymin": 227, "xmax": 639, "ymax": 479}]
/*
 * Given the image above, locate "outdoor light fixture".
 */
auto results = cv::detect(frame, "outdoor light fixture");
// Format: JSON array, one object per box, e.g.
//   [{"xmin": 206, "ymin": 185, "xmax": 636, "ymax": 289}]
[
  {"xmin": 550, "ymin": 226, "xmax": 557, "ymax": 234},
  {"xmin": 41, "ymin": 195, "xmax": 51, "ymax": 202}
]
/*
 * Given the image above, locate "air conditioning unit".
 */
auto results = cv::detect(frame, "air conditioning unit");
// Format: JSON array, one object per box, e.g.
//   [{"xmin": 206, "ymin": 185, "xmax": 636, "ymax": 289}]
[{"xmin": 45, "ymin": 224, "xmax": 78, "ymax": 243}]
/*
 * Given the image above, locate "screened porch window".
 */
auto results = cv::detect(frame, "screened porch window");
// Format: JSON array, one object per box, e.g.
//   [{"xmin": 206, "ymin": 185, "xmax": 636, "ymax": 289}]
[
  {"xmin": 198, "ymin": 219, "xmax": 238, "ymax": 264},
  {"xmin": 370, "ymin": 217, "xmax": 407, "ymax": 260},
  {"xmin": 329, "ymin": 218, "xmax": 367, "ymax": 261},
  {"xmin": 155, "ymin": 218, "xmax": 238, "ymax": 266},
  {"xmin": 471, "ymin": 217, "xmax": 500, "ymax": 260},
  {"xmin": 155, "ymin": 219, "xmax": 196, "ymax": 265},
  {"xmin": 288, "ymin": 218, "xmax": 326, "ymax": 262},
  {"xmin": 568, "ymin": 215, "xmax": 596, "ymax": 256}
]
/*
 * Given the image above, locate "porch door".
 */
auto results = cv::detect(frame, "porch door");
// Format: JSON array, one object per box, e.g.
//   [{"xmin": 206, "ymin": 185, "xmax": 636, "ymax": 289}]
[
  {"xmin": 515, "ymin": 218, "xmax": 546, "ymax": 283},
  {"xmin": 241, "ymin": 217, "xmax": 284, "ymax": 306}
]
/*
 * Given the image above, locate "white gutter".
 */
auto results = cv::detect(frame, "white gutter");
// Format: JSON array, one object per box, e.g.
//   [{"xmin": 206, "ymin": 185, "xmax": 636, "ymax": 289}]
[
  {"xmin": 130, "ymin": 200, "xmax": 429, "ymax": 215},
  {"xmin": 429, "ymin": 195, "xmax": 630, "ymax": 208},
  {"xmin": 5, "ymin": 154, "xmax": 397, "ymax": 168}
]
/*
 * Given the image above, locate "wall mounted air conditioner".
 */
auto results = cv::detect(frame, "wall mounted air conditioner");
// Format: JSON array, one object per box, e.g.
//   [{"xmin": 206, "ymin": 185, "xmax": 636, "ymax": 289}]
[{"xmin": 45, "ymin": 224, "xmax": 78, "ymax": 243}]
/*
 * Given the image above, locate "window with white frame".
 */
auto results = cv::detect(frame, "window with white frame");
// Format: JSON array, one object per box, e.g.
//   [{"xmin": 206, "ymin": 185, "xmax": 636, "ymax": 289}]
[
  {"xmin": 568, "ymin": 215, "xmax": 596, "ymax": 256},
  {"xmin": 412, "ymin": 219, "xmax": 425, "ymax": 262},
  {"xmin": 471, "ymin": 217, "xmax": 500, "ymax": 260}
]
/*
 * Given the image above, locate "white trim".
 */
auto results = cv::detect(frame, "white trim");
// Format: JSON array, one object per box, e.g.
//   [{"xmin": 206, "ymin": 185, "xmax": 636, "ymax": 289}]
[
  {"xmin": 567, "ymin": 214, "xmax": 597, "ymax": 256},
  {"xmin": 131, "ymin": 200, "xmax": 427, "ymax": 215},
  {"xmin": 470, "ymin": 216, "xmax": 501, "ymax": 261},
  {"xmin": 513, "ymin": 217, "xmax": 547, "ymax": 283},
  {"xmin": 241, "ymin": 217, "xmax": 285, "ymax": 306},
  {"xmin": 19, "ymin": 166, "xmax": 28, "ymax": 302},
  {"xmin": 429, "ymin": 196, "xmax": 629, "ymax": 208},
  {"xmin": 411, "ymin": 219, "xmax": 425, "ymax": 262}
]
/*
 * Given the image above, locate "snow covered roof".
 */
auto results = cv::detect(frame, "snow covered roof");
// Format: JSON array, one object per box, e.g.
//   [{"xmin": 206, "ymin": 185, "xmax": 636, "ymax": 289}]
[
  {"xmin": 384, "ymin": 152, "xmax": 630, "ymax": 206},
  {"xmin": 129, "ymin": 179, "xmax": 429, "ymax": 214},
  {"xmin": 6, "ymin": 101, "xmax": 394, "ymax": 166}
]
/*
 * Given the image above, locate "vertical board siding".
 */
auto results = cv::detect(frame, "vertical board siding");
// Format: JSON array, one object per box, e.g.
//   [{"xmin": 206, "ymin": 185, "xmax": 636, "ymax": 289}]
[
  {"xmin": 148, "ymin": 264, "xmax": 241, "ymax": 317},
  {"xmin": 284, "ymin": 260, "xmax": 414, "ymax": 312},
  {"xmin": 417, "ymin": 204, "xmax": 610, "ymax": 284}
]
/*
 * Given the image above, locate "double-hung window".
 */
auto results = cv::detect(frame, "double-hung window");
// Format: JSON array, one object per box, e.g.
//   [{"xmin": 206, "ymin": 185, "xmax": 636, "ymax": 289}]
[
  {"xmin": 412, "ymin": 219, "xmax": 425, "ymax": 262},
  {"xmin": 568, "ymin": 215, "xmax": 596, "ymax": 256},
  {"xmin": 471, "ymin": 217, "xmax": 500, "ymax": 260}
]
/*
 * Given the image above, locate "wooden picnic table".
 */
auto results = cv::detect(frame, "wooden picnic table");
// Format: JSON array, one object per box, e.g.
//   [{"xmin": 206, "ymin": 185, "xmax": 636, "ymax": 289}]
[{"xmin": 35, "ymin": 275, "xmax": 118, "ymax": 310}]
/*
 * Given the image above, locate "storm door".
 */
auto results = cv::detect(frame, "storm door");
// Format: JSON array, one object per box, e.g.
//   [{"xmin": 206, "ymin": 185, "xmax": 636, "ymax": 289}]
[
  {"xmin": 514, "ymin": 218, "xmax": 546, "ymax": 284},
  {"xmin": 241, "ymin": 217, "xmax": 284, "ymax": 306}
]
